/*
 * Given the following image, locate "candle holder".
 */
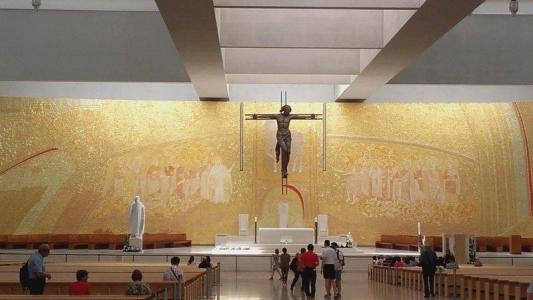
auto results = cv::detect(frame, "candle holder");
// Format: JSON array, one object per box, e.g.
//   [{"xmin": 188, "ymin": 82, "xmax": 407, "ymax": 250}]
[
  {"xmin": 314, "ymin": 217, "xmax": 318, "ymax": 244},
  {"xmin": 254, "ymin": 217, "xmax": 258, "ymax": 244}
]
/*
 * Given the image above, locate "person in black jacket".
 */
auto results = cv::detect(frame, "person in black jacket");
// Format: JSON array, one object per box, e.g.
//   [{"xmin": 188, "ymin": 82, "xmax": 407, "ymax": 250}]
[{"xmin": 419, "ymin": 245, "xmax": 438, "ymax": 297}]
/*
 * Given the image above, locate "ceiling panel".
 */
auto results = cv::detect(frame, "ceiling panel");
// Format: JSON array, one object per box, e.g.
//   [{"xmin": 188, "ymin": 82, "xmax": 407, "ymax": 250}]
[
  {"xmin": 223, "ymin": 48, "xmax": 361, "ymax": 74},
  {"xmin": 218, "ymin": 8, "xmax": 384, "ymax": 48},
  {"xmin": 226, "ymin": 74, "xmax": 354, "ymax": 84}
]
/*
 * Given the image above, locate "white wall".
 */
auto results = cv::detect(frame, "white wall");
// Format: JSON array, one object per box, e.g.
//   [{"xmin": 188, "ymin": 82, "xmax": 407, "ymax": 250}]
[
  {"xmin": 0, "ymin": 82, "xmax": 198, "ymax": 101},
  {"xmin": 1, "ymin": 82, "xmax": 533, "ymax": 103}
]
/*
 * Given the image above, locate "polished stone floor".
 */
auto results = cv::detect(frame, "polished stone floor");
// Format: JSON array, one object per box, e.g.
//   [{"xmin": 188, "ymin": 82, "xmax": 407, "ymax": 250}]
[{"xmin": 216, "ymin": 272, "xmax": 445, "ymax": 300}]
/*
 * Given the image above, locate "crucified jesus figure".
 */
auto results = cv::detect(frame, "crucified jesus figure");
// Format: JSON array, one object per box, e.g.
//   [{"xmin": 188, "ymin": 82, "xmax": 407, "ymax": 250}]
[{"xmin": 248, "ymin": 105, "xmax": 320, "ymax": 178}]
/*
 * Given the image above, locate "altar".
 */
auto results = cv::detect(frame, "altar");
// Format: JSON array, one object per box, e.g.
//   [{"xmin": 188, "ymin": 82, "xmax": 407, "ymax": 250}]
[{"xmin": 258, "ymin": 227, "xmax": 314, "ymax": 244}]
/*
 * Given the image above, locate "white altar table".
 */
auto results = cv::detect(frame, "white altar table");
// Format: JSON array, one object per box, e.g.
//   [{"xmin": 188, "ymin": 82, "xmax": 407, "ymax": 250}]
[{"xmin": 258, "ymin": 228, "xmax": 314, "ymax": 244}]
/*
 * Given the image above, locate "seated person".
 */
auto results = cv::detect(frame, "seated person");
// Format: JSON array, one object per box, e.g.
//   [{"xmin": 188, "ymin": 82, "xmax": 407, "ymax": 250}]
[
  {"xmin": 445, "ymin": 256, "xmax": 459, "ymax": 269},
  {"xmin": 187, "ymin": 256, "xmax": 195, "ymax": 266},
  {"xmin": 406, "ymin": 256, "xmax": 417, "ymax": 267},
  {"xmin": 163, "ymin": 256, "xmax": 184, "ymax": 281},
  {"xmin": 69, "ymin": 269, "xmax": 90, "ymax": 295},
  {"xmin": 198, "ymin": 256, "xmax": 212, "ymax": 269},
  {"xmin": 125, "ymin": 269, "xmax": 152, "ymax": 296},
  {"xmin": 444, "ymin": 250, "xmax": 455, "ymax": 265}
]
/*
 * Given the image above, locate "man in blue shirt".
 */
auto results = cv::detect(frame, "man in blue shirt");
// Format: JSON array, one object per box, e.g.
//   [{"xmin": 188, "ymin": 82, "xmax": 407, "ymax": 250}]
[{"xmin": 27, "ymin": 244, "xmax": 52, "ymax": 294}]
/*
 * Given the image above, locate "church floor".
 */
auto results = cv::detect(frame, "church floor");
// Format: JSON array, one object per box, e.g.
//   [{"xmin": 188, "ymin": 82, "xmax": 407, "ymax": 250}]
[{"xmin": 216, "ymin": 272, "xmax": 444, "ymax": 300}]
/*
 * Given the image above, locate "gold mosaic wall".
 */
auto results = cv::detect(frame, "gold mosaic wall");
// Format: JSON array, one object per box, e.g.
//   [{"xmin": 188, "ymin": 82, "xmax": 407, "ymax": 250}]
[{"xmin": 1, "ymin": 97, "xmax": 532, "ymax": 244}]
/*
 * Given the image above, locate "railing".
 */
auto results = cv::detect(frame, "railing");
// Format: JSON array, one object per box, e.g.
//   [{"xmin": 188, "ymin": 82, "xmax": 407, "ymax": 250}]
[
  {"xmin": 164, "ymin": 263, "xmax": 221, "ymax": 300},
  {"xmin": 368, "ymin": 264, "xmax": 530, "ymax": 300},
  {"xmin": 153, "ymin": 287, "xmax": 169, "ymax": 300}
]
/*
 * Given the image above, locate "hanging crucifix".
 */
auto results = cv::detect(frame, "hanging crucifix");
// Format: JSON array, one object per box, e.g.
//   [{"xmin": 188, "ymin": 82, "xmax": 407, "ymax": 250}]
[{"xmin": 242, "ymin": 92, "xmax": 324, "ymax": 194}]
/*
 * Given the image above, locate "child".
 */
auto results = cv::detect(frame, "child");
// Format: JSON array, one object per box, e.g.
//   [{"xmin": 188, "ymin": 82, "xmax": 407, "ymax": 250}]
[
  {"xmin": 269, "ymin": 249, "xmax": 282, "ymax": 280},
  {"xmin": 69, "ymin": 269, "xmax": 90, "ymax": 295},
  {"xmin": 279, "ymin": 248, "xmax": 291, "ymax": 284}
]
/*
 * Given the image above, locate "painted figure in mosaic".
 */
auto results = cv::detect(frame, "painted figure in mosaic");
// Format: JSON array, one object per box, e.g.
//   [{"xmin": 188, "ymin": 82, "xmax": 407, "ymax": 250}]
[{"xmin": 251, "ymin": 105, "xmax": 318, "ymax": 178}]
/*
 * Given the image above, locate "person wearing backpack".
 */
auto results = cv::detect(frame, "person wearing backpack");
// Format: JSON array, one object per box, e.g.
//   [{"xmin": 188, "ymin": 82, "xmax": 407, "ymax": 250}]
[
  {"xmin": 290, "ymin": 248, "xmax": 306, "ymax": 292},
  {"xmin": 26, "ymin": 244, "xmax": 52, "ymax": 294},
  {"xmin": 331, "ymin": 242, "xmax": 344, "ymax": 299}
]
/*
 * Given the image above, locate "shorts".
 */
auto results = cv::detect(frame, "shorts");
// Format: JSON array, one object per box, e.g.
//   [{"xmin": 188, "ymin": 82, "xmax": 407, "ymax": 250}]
[
  {"xmin": 335, "ymin": 270, "xmax": 342, "ymax": 280},
  {"xmin": 323, "ymin": 264, "xmax": 336, "ymax": 280}
]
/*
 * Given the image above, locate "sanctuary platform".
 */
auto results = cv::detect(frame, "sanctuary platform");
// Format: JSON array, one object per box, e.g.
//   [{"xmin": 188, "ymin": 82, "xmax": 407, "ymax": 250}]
[{"xmin": 2, "ymin": 246, "xmax": 533, "ymax": 273}]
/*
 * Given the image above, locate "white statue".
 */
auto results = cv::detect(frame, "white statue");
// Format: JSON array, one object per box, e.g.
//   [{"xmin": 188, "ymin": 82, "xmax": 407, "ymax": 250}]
[{"xmin": 128, "ymin": 196, "xmax": 145, "ymax": 238}]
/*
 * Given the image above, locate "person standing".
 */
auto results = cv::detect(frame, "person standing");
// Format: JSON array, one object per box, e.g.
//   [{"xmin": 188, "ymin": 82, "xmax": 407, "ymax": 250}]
[
  {"xmin": 279, "ymin": 248, "xmax": 291, "ymax": 285},
  {"xmin": 419, "ymin": 245, "xmax": 438, "ymax": 298},
  {"xmin": 320, "ymin": 240, "xmax": 337, "ymax": 298},
  {"xmin": 301, "ymin": 244, "xmax": 319, "ymax": 298},
  {"xmin": 290, "ymin": 248, "xmax": 306, "ymax": 292},
  {"xmin": 27, "ymin": 244, "xmax": 52, "ymax": 295},
  {"xmin": 269, "ymin": 249, "xmax": 282, "ymax": 280},
  {"xmin": 331, "ymin": 242, "xmax": 344, "ymax": 299}
]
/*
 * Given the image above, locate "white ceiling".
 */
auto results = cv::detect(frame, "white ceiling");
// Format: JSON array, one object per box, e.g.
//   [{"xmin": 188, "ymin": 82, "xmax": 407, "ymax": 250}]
[
  {"xmin": 1, "ymin": 0, "xmax": 532, "ymax": 102},
  {"xmin": 2, "ymin": 0, "xmax": 531, "ymax": 13},
  {"xmin": 213, "ymin": 4, "xmax": 416, "ymax": 84}
]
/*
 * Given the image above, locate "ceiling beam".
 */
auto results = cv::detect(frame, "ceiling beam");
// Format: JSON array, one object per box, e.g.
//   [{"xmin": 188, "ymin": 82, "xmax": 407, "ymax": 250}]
[
  {"xmin": 213, "ymin": 0, "xmax": 422, "ymax": 9},
  {"xmin": 336, "ymin": 0, "xmax": 485, "ymax": 102},
  {"xmin": 156, "ymin": 0, "xmax": 228, "ymax": 100}
]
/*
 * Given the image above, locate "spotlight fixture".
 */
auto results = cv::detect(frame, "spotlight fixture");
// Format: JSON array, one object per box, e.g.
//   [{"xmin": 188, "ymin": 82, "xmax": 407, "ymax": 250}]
[
  {"xmin": 32, "ymin": 0, "xmax": 41, "ymax": 11},
  {"xmin": 509, "ymin": 0, "xmax": 519, "ymax": 16}
]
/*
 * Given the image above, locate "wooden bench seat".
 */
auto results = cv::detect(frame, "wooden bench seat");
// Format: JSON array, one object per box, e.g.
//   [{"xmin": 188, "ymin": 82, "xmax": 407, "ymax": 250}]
[
  {"xmin": 0, "ymin": 262, "xmax": 208, "ymax": 296},
  {"xmin": 375, "ymin": 235, "xmax": 418, "ymax": 251},
  {"xmin": 375, "ymin": 242, "xmax": 393, "ymax": 249}
]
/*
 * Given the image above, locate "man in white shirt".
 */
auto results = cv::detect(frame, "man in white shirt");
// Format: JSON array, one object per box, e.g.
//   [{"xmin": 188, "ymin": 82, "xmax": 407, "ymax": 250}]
[
  {"xmin": 163, "ymin": 257, "xmax": 184, "ymax": 282},
  {"xmin": 27, "ymin": 244, "xmax": 52, "ymax": 294},
  {"xmin": 331, "ymin": 242, "xmax": 344, "ymax": 299},
  {"xmin": 320, "ymin": 240, "xmax": 337, "ymax": 298}
]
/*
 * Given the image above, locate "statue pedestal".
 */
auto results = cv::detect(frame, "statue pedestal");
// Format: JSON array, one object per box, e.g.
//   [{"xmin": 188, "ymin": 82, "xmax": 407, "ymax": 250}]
[{"xmin": 129, "ymin": 237, "xmax": 143, "ymax": 250}]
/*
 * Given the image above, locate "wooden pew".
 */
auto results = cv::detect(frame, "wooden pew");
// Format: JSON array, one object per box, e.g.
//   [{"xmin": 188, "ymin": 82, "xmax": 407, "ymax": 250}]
[
  {"xmin": 6, "ymin": 235, "xmax": 30, "ymax": 249},
  {"xmin": 0, "ymin": 233, "xmax": 191, "ymax": 250},
  {"xmin": 369, "ymin": 264, "xmax": 533, "ymax": 299},
  {"xmin": 0, "ymin": 262, "xmax": 214, "ymax": 298},
  {"xmin": 521, "ymin": 238, "xmax": 533, "ymax": 252},
  {"xmin": 375, "ymin": 235, "xmax": 395, "ymax": 249},
  {"xmin": 486, "ymin": 237, "xmax": 509, "ymax": 252}
]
